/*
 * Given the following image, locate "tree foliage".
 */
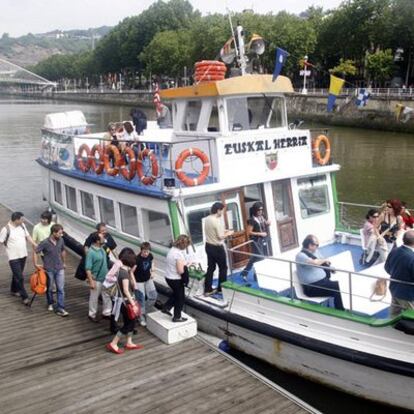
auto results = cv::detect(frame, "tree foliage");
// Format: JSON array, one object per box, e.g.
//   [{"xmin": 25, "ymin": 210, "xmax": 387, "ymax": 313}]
[
  {"xmin": 330, "ymin": 59, "xmax": 357, "ymax": 77},
  {"xmin": 366, "ymin": 49, "xmax": 395, "ymax": 84}
]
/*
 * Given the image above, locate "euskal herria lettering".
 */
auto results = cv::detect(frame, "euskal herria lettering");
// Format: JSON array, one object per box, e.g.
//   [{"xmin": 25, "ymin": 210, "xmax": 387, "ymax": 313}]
[{"xmin": 224, "ymin": 136, "xmax": 308, "ymax": 155}]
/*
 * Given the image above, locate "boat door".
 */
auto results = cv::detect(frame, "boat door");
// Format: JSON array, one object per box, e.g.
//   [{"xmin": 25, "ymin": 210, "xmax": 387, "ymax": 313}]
[
  {"xmin": 220, "ymin": 190, "xmax": 249, "ymax": 269},
  {"xmin": 272, "ymin": 180, "xmax": 298, "ymax": 252}
]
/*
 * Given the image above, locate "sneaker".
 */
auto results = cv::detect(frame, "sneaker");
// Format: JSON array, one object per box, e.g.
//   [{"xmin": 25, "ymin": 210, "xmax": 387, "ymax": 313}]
[
  {"xmin": 22, "ymin": 298, "xmax": 30, "ymax": 306},
  {"xmin": 56, "ymin": 309, "xmax": 69, "ymax": 317},
  {"xmin": 48, "ymin": 305, "xmax": 54, "ymax": 311},
  {"xmin": 10, "ymin": 292, "xmax": 20, "ymax": 297},
  {"xmin": 204, "ymin": 289, "xmax": 217, "ymax": 297},
  {"xmin": 140, "ymin": 317, "xmax": 147, "ymax": 327},
  {"xmin": 172, "ymin": 317, "xmax": 188, "ymax": 323}
]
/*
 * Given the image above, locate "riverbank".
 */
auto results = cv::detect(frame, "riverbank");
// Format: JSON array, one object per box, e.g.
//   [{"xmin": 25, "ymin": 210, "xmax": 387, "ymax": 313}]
[{"xmin": 3, "ymin": 90, "xmax": 414, "ymax": 132}]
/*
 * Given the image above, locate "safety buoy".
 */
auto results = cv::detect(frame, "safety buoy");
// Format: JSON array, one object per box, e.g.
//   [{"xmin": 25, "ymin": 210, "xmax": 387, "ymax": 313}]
[
  {"xmin": 137, "ymin": 148, "xmax": 159, "ymax": 185},
  {"xmin": 89, "ymin": 144, "xmax": 105, "ymax": 174},
  {"xmin": 175, "ymin": 148, "xmax": 210, "ymax": 186},
  {"xmin": 120, "ymin": 147, "xmax": 137, "ymax": 181},
  {"xmin": 104, "ymin": 144, "xmax": 122, "ymax": 176},
  {"xmin": 312, "ymin": 135, "xmax": 331, "ymax": 166},
  {"xmin": 77, "ymin": 144, "xmax": 91, "ymax": 172},
  {"xmin": 194, "ymin": 60, "xmax": 226, "ymax": 82}
]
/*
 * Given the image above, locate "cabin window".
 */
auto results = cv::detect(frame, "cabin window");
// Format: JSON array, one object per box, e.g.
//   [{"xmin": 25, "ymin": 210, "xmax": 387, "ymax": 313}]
[
  {"xmin": 226, "ymin": 96, "xmax": 285, "ymax": 130},
  {"xmin": 183, "ymin": 100, "xmax": 202, "ymax": 131},
  {"xmin": 207, "ymin": 104, "xmax": 220, "ymax": 132},
  {"xmin": 187, "ymin": 208, "xmax": 210, "ymax": 245},
  {"xmin": 142, "ymin": 209, "xmax": 171, "ymax": 246},
  {"xmin": 298, "ymin": 175, "xmax": 330, "ymax": 218},
  {"xmin": 184, "ymin": 194, "xmax": 220, "ymax": 207},
  {"xmin": 98, "ymin": 197, "xmax": 116, "ymax": 228},
  {"xmin": 65, "ymin": 185, "xmax": 77, "ymax": 212},
  {"xmin": 226, "ymin": 202, "xmax": 242, "ymax": 231},
  {"xmin": 53, "ymin": 180, "xmax": 63, "ymax": 205},
  {"xmin": 80, "ymin": 191, "xmax": 95, "ymax": 220},
  {"xmin": 119, "ymin": 203, "xmax": 139, "ymax": 237}
]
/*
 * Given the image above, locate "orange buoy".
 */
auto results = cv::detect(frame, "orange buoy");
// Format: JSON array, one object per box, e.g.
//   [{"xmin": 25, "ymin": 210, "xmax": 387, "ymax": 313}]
[
  {"xmin": 103, "ymin": 144, "xmax": 122, "ymax": 176},
  {"xmin": 77, "ymin": 144, "xmax": 91, "ymax": 172},
  {"xmin": 136, "ymin": 148, "xmax": 159, "ymax": 185},
  {"xmin": 120, "ymin": 147, "xmax": 137, "ymax": 181},
  {"xmin": 89, "ymin": 144, "xmax": 105, "ymax": 174},
  {"xmin": 175, "ymin": 148, "xmax": 210, "ymax": 186},
  {"xmin": 312, "ymin": 135, "xmax": 331, "ymax": 166},
  {"xmin": 194, "ymin": 60, "xmax": 226, "ymax": 82}
]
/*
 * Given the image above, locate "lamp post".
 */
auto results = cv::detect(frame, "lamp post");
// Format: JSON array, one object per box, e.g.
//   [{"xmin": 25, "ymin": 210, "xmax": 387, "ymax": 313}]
[{"xmin": 301, "ymin": 55, "xmax": 310, "ymax": 95}]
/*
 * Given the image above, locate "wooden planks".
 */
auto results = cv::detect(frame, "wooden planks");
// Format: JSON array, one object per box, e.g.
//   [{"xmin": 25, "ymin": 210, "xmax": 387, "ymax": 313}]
[{"xmin": 0, "ymin": 204, "xmax": 313, "ymax": 414}]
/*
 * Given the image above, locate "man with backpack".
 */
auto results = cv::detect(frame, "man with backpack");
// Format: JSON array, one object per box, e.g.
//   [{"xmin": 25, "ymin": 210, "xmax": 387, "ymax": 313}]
[
  {"xmin": 0, "ymin": 211, "xmax": 37, "ymax": 305},
  {"xmin": 34, "ymin": 224, "xmax": 68, "ymax": 316}
]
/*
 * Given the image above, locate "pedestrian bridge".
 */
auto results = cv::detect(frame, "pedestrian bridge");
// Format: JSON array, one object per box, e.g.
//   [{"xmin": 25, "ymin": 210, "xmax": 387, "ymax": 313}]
[{"xmin": 0, "ymin": 58, "xmax": 56, "ymax": 88}]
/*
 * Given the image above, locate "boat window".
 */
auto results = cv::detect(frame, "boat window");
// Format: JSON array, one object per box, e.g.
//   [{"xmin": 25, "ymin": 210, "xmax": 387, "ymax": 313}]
[
  {"xmin": 65, "ymin": 185, "xmax": 77, "ymax": 212},
  {"xmin": 80, "ymin": 191, "xmax": 95, "ymax": 220},
  {"xmin": 184, "ymin": 193, "xmax": 221, "ymax": 207},
  {"xmin": 119, "ymin": 203, "xmax": 139, "ymax": 238},
  {"xmin": 53, "ymin": 180, "xmax": 63, "ymax": 205},
  {"xmin": 226, "ymin": 96, "xmax": 285, "ymax": 130},
  {"xmin": 207, "ymin": 104, "xmax": 220, "ymax": 132},
  {"xmin": 98, "ymin": 197, "xmax": 116, "ymax": 228},
  {"xmin": 226, "ymin": 202, "xmax": 241, "ymax": 231},
  {"xmin": 183, "ymin": 100, "xmax": 202, "ymax": 131},
  {"xmin": 142, "ymin": 209, "xmax": 172, "ymax": 246},
  {"xmin": 297, "ymin": 175, "xmax": 330, "ymax": 218},
  {"xmin": 187, "ymin": 208, "xmax": 210, "ymax": 245}
]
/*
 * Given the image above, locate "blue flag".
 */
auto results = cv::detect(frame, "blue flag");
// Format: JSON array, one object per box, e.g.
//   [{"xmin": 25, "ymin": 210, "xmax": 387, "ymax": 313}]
[
  {"xmin": 272, "ymin": 48, "xmax": 289, "ymax": 82},
  {"xmin": 355, "ymin": 88, "xmax": 370, "ymax": 108}
]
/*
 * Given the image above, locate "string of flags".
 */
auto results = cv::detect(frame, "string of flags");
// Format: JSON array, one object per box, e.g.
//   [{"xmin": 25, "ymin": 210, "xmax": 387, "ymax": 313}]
[{"xmin": 395, "ymin": 104, "xmax": 414, "ymax": 123}]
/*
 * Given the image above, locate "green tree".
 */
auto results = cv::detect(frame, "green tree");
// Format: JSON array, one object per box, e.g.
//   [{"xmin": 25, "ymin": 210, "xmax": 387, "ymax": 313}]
[
  {"xmin": 366, "ymin": 49, "xmax": 394, "ymax": 85},
  {"xmin": 330, "ymin": 58, "xmax": 357, "ymax": 77}
]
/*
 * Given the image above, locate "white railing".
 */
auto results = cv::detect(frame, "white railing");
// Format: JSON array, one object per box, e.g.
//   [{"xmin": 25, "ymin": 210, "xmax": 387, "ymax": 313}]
[{"xmin": 294, "ymin": 87, "xmax": 414, "ymax": 98}]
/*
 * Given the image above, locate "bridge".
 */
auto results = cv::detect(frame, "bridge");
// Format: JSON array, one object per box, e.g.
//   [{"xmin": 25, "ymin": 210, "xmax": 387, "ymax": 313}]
[{"xmin": 0, "ymin": 58, "xmax": 56, "ymax": 89}]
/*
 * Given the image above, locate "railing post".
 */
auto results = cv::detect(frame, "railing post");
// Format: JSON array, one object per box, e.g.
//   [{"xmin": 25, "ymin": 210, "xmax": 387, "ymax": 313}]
[
  {"xmin": 289, "ymin": 261, "xmax": 294, "ymax": 300},
  {"xmin": 348, "ymin": 271, "xmax": 353, "ymax": 313}
]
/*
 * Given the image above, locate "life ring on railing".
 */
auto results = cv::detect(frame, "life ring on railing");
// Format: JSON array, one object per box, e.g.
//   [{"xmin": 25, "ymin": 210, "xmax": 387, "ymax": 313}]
[
  {"xmin": 136, "ymin": 148, "xmax": 159, "ymax": 185},
  {"xmin": 103, "ymin": 144, "xmax": 122, "ymax": 176},
  {"xmin": 77, "ymin": 144, "xmax": 91, "ymax": 172},
  {"xmin": 120, "ymin": 147, "xmax": 137, "ymax": 181},
  {"xmin": 312, "ymin": 135, "xmax": 331, "ymax": 166},
  {"xmin": 175, "ymin": 148, "xmax": 210, "ymax": 186},
  {"xmin": 89, "ymin": 144, "xmax": 105, "ymax": 174}
]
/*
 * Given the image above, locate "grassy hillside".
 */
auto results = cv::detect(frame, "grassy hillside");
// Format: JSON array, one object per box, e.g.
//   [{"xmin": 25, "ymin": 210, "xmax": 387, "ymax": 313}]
[{"xmin": 0, "ymin": 27, "xmax": 111, "ymax": 68}]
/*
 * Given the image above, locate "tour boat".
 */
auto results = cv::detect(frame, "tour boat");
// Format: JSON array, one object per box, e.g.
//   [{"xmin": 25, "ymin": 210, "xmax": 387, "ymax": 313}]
[{"xmin": 37, "ymin": 37, "xmax": 413, "ymax": 411}]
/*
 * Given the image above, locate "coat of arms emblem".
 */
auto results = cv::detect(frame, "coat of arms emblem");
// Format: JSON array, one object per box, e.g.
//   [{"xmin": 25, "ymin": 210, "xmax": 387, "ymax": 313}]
[{"xmin": 265, "ymin": 152, "xmax": 278, "ymax": 170}]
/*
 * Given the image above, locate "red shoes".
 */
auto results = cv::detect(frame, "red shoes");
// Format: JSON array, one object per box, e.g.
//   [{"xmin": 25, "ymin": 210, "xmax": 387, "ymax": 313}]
[
  {"xmin": 106, "ymin": 343, "xmax": 124, "ymax": 354},
  {"xmin": 125, "ymin": 344, "xmax": 144, "ymax": 351}
]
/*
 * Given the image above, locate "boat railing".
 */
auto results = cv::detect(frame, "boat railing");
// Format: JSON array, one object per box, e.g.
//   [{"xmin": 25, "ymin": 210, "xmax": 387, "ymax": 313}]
[
  {"xmin": 227, "ymin": 240, "xmax": 414, "ymax": 317},
  {"xmin": 336, "ymin": 201, "xmax": 383, "ymax": 232},
  {"xmin": 39, "ymin": 132, "xmax": 220, "ymax": 192}
]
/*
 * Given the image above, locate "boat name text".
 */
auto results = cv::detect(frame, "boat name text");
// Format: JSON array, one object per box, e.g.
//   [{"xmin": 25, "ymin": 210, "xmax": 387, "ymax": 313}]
[{"xmin": 224, "ymin": 136, "xmax": 308, "ymax": 155}]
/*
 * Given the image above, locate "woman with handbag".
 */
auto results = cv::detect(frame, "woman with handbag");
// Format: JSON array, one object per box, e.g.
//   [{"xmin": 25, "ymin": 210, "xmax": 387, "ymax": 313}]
[
  {"xmin": 162, "ymin": 235, "xmax": 190, "ymax": 322},
  {"xmin": 106, "ymin": 247, "xmax": 143, "ymax": 354}
]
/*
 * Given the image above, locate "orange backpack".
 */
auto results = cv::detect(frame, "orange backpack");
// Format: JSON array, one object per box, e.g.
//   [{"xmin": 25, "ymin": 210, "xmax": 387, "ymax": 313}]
[{"xmin": 30, "ymin": 268, "xmax": 48, "ymax": 295}]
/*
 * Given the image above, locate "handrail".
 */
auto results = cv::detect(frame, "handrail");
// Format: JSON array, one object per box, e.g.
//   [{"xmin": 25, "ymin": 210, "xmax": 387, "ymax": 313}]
[{"xmin": 227, "ymin": 242, "xmax": 414, "ymax": 315}]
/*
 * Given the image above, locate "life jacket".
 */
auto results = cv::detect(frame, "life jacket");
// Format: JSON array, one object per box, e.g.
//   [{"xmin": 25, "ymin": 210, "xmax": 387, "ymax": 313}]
[{"xmin": 30, "ymin": 268, "xmax": 48, "ymax": 295}]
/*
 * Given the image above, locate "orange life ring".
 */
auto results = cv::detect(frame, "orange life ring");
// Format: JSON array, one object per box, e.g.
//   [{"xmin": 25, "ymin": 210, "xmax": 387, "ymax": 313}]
[
  {"xmin": 120, "ymin": 147, "xmax": 137, "ymax": 181},
  {"xmin": 104, "ymin": 144, "xmax": 122, "ymax": 176},
  {"xmin": 89, "ymin": 144, "xmax": 105, "ymax": 174},
  {"xmin": 195, "ymin": 67, "xmax": 226, "ymax": 73},
  {"xmin": 194, "ymin": 60, "xmax": 226, "ymax": 69},
  {"xmin": 194, "ymin": 60, "xmax": 226, "ymax": 82},
  {"xmin": 77, "ymin": 144, "xmax": 91, "ymax": 172},
  {"xmin": 136, "ymin": 148, "xmax": 159, "ymax": 185},
  {"xmin": 312, "ymin": 135, "xmax": 331, "ymax": 166},
  {"xmin": 175, "ymin": 148, "xmax": 210, "ymax": 186}
]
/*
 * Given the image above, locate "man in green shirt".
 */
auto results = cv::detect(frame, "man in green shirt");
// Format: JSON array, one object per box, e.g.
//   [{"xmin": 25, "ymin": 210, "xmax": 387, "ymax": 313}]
[{"xmin": 85, "ymin": 232, "xmax": 111, "ymax": 322}]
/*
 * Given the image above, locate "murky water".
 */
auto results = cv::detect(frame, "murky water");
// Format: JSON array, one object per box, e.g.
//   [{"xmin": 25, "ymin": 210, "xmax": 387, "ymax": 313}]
[{"xmin": 0, "ymin": 97, "xmax": 411, "ymax": 413}]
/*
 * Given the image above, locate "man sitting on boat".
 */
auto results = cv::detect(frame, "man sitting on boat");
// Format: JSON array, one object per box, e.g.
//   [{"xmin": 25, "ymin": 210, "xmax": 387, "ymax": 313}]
[{"xmin": 295, "ymin": 235, "xmax": 345, "ymax": 310}]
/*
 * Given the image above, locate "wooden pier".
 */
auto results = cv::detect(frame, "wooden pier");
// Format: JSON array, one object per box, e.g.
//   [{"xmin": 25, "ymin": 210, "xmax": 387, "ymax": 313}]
[{"xmin": 0, "ymin": 204, "xmax": 316, "ymax": 414}]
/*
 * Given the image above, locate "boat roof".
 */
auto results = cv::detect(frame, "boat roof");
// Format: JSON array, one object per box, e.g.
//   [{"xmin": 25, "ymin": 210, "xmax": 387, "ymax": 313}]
[{"xmin": 160, "ymin": 74, "xmax": 294, "ymax": 100}]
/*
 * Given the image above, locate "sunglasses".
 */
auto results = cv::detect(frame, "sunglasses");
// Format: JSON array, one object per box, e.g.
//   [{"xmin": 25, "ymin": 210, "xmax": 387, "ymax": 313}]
[
  {"xmin": 312, "ymin": 242, "xmax": 319, "ymax": 247},
  {"xmin": 387, "ymin": 205, "xmax": 392, "ymax": 208}
]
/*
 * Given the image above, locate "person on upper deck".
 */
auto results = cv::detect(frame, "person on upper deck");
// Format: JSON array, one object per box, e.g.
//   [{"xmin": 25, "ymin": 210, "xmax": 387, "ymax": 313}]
[
  {"xmin": 295, "ymin": 235, "xmax": 344, "ymax": 311},
  {"xmin": 240, "ymin": 201, "xmax": 271, "ymax": 282},
  {"xmin": 384, "ymin": 230, "xmax": 414, "ymax": 316},
  {"xmin": 378, "ymin": 199, "xmax": 404, "ymax": 246},
  {"xmin": 362, "ymin": 209, "xmax": 388, "ymax": 265},
  {"xmin": 401, "ymin": 202, "xmax": 414, "ymax": 229}
]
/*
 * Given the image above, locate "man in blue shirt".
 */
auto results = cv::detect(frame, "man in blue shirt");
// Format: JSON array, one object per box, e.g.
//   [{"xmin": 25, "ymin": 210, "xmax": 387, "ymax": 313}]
[
  {"xmin": 296, "ymin": 235, "xmax": 344, "ymax": 310},
  {"xmin": 385, "ymin": 230, "xmax": 414, "ymax": 316}
]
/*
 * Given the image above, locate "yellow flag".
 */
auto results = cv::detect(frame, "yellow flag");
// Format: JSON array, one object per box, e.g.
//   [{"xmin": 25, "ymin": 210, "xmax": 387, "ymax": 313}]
[
  {"xmin": 395, "ymin": 104, "xmax": 405, "ymax": 121},
  {"xmin": 329, "ymin": 75, "xmax": 345, "ymax": 96}
]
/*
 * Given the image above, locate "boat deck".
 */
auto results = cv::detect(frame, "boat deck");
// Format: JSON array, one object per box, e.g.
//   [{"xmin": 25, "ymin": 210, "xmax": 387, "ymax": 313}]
[{"xmin": 0, "ymin": 204, "xmax": 316, "ymax": 414}]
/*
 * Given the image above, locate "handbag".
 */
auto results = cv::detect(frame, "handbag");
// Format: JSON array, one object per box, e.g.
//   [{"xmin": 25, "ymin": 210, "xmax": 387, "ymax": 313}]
[
  {"xmin": 181, "ymin": 265, "xmax": 189, "ymax": 287},
  {"xmin": 126, "ymin": 299, "xmax": 141, "ymax": 320},
  {"xmin": 74, "ymin": 256, "xmax": 87, "ymax": 281},
  {"xmin": 370, "ymin": 278, "xmax": 387, "ymax": 301}
]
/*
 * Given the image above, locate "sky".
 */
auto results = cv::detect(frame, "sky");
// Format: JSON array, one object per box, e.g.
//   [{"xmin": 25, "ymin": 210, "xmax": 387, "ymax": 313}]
[{"xmin": 1, "ymin": 0, "xmax": 343, "ymax": 38}]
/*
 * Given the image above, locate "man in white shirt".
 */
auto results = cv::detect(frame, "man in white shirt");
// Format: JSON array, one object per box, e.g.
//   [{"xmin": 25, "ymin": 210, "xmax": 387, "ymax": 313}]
[
  {"xmin": 0, "ymin": 211, "xmax": 37, "ymax": 305},
  {"xmin": 203, "ymin": 202, "xmax": 234, "ymax": 295}
]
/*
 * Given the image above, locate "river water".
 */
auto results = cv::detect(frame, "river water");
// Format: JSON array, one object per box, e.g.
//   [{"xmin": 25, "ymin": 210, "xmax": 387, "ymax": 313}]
[{"xmin": 0, "ymin": 97, "xmax": 411, "ymax": 413}]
